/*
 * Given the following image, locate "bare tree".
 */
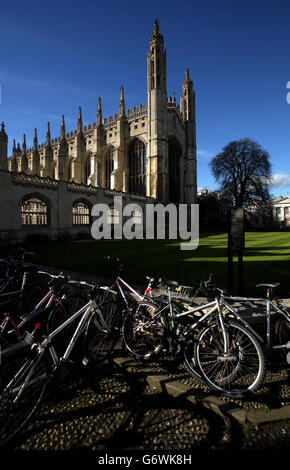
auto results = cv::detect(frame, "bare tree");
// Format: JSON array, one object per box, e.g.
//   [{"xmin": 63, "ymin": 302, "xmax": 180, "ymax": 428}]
[{"xmin": 210, "ymin": 138, "xmax": 272, "ymax": 209}]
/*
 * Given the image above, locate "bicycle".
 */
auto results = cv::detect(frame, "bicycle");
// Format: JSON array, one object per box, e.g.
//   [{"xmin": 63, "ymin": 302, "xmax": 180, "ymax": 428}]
[
  {"xmin": 216, "ymin": 282, "xmax": 290, "ymax": 365},
  {"xmin": 101, "ymin": 256, "xmax": 157, "ymax": 304},
  {"xmin": 0, "ymin": 261, "xmax": 50, "ymax": 322},
  {"xmin": 0, "ymin": 271, "xmax": 86, "ymax": 353},
  {"xmin": 0, "ymin": 280, "xmax": 120, "ymax": 446},
  {"xmin": 0, "ymin": 248, "xmax": 39, "ymax": 296},
  {"xmin": 121, "ymin": 276, "xmax": 265, "ymax": 396}
]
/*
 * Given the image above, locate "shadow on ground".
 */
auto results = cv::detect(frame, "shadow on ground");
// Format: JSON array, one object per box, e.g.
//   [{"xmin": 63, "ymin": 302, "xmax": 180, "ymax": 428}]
[{"xmin": 2, "ymin": 349, "xmax": 290, "ymax": 453}]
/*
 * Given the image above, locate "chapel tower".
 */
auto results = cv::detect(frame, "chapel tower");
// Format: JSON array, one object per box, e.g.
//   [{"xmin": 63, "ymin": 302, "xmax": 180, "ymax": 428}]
[
  {"xmin": 180, "ymin": 68, "xmax": 197, "ymax": 203},
  {"xmin": 147, "ymin": 19, "xmax": 168, "ymax": 200}
]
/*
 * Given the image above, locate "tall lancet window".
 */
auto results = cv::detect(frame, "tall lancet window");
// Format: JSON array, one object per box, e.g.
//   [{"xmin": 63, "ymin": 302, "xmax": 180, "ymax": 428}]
[
  {"xmin": 128, "ymin": 139, "xmax": 146, "ymax": 196},
  {"xmin": 105, "ymin": 148, "xmax": 114, "ymax": 189},
  {"xmin": 168, "ymin": 138, "xmax": 181, "ymax": 203}
]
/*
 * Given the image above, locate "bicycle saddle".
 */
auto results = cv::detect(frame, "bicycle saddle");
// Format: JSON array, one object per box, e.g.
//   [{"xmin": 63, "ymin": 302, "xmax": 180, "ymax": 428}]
[{"xmin": 256, "ymin": 283, "xmax": 280, "ymax": 289}]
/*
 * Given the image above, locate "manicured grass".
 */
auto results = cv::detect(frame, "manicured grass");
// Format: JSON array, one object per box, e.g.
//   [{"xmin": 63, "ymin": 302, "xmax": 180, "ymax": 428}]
[{"xmin": 1, "ymin": 231, "xmax": 290, "ymax": 296}]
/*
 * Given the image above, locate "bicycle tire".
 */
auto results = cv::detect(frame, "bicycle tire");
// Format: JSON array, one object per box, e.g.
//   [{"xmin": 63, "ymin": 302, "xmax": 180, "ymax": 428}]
[
  {"xmin": 0, "ymin": 351, "xmax": 48, "ymax": 446},
  {"xmin": 121, "ymin": 301, "xmax": 164, "ymax": 360},
  {"xmin": 195, "ymin": 320, "xmax": 265, "ymax": 396},
  {"xmin": 83, "ymin": 300, "xmax": 121, "ymax": 364},
  {"xmin": 46, "ymin": 295, "xmax": 87, "ymax": 333},
  {"xmin": 182, "ymin": 331, "xmax": 205, "ymax": 383}
]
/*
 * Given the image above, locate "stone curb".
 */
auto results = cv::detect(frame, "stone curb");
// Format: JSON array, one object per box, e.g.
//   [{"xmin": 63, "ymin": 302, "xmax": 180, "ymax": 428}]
[{"xmin": 112, "ymin": 356, "xmax": 290, "ymax": 427}]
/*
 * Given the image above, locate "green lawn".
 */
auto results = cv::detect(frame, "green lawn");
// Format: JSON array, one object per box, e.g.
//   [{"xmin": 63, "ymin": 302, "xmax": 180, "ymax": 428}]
[{"xmin": 1, "ymin": 231, "xmax": 290, "ymax": 297}]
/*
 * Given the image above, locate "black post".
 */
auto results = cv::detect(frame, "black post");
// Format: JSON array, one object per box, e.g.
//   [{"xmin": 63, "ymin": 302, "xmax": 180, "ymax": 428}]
[
  {"xmin": 237, "ymin": 249, "xmax": 244, "ymax": 295},
  {"xmin": 227, "ymin": 209, "xmax": 234, "ymax": 294}
]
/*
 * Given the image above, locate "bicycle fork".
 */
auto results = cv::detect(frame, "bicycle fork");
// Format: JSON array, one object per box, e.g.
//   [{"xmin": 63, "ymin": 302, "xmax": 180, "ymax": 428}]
[{"xmin": 216, "ymin": 303, "xmax": 230, "ymax": 356}]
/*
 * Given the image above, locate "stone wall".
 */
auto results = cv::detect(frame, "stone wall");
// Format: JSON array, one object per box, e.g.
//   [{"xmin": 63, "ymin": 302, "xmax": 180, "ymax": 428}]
[{"xmin": 0, "ymin": 170, "xmax": 155, "ymax": 244}]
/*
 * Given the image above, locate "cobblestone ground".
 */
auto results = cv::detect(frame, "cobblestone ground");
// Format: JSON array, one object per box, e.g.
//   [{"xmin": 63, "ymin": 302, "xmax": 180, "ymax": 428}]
[{"xmin": 2, "ymin": 353, "xmax": 290, "ymax": 455}]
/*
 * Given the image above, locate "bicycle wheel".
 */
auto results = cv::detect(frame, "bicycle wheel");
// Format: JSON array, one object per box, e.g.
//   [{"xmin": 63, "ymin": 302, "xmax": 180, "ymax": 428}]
[
  {"xmin": 195, "ymin": 320, "xmax": 265, "ymax": 396},
  {"xmin": 182, "ymin": 332, "xmax": 205, "ymax": 383},
  {"xmin": 83, "ymin": 300, "xmax": 121, "ymax": 364},
  {"xmin": 121, "ymin": 301, "xmax": 164, "ymax": 360},
  {"xmin": 0, "ymin": 351, "xmax": 48, "ymax": 446}
]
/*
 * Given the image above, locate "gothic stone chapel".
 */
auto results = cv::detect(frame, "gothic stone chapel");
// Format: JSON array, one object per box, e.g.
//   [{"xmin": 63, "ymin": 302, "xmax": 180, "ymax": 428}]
[{"xmin": 0, "ymin": 20, "xmax": 197, "ymax": 242}]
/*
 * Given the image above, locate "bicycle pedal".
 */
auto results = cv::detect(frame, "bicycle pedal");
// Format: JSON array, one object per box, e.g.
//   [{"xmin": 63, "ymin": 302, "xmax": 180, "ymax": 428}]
[{"xmin": 82, "ymin": 356, "xmax": 89, "ymax": 366}]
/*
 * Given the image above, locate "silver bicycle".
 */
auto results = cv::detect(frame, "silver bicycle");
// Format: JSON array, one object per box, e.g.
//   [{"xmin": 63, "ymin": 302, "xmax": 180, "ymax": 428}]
[
  {"xmin": 122, "ymin": 278, "xmax": 266, "ymax": 396},
  {"xmin": 0, "ymin": 280, "xmax": 120, "ymax": 446},
  {"xmin": 219, "ymin": 282, "xmax": 290, "ymax": 364}
]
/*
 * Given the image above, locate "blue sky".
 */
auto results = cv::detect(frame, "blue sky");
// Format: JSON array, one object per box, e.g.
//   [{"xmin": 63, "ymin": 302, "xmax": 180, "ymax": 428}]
[{"xmin": 1, "ymin": 0, "xmax": 290, "ymax": 197}]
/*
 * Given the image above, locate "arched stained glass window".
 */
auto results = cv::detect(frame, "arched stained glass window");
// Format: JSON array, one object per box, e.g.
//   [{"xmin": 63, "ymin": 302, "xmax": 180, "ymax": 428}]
[
  {"xmin": 72, "ymin": 201, "xmax": 90, "ymax": 225},
  {"xmin": 22, "ymin": 197, "xmax": 48, "ymax": 225},
  {"xmin": 128, "ymin": 139, "xmax": 146, "ymax": 196}
]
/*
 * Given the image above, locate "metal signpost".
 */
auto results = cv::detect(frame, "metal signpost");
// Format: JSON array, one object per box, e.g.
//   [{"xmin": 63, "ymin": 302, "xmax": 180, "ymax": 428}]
[{"xmin": 227, "ymin": 208, "xmax": 245, "ymax": 294}]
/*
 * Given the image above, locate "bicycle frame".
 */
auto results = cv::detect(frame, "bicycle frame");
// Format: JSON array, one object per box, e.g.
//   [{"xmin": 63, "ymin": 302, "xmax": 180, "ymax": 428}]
[
  {"xmin": 35, "ymin": 294, "xmax": 108, "ymax": 368},
  {"xmin": 221, "ymin": 293, "xmax": 290, "ymax": 350},
  {"xmin": 139, "ymin": 289, "xmax": 231, "ymax": 354},
  {"xmin": 5, "ymin": 297, "xmax": 98, "ymax": 403},
  {"xmin": 108, "ymin": 275, "xmax": 153, "ymax": 305},
  {"xmin": 0, "ymin": 285, "xmax": 67, "ymax": 341}
]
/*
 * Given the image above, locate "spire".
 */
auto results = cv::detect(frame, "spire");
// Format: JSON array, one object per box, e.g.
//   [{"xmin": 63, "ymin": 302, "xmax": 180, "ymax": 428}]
[
  {"xmin": 77, "ymin": 106, "xmax": 83, "ymax": 132},
  {"xmin": 119, "ymin": 86, "xmax": 125, "ymax": 117},
  {"xmin": 148, "ymin": 19, "xmax": 166, "ymax": 91},
  {"xmin": 60, "ymin": 115, "xmax": 66, "ymax": 139},
  {"xmin": 183, "ymin": 68, "xmax": 193, "ymax": 87},
  {"xmin": 33, "ymin": 128, "xmax": 38, "ymax": 150},
  {"xmin": 0, "ymin": 122, "xmax": 8, "ymax": 143},
  {"xmin": 150, "ymin": 19, "xmax": 164, "ymax": 43},
  {"xmin": 46, "ymin": 122, "xmax": 51, "ymax": 146},
  {"xmin": 20, "ymin": 134, "xmax": 28, "ymax": 173},
  {"xmin": 97, "ymin": 97, "xmax": 102, "ymax": 126},
  {"xmin": 16, "ymin": 142, "xmax": 21, "ymax": 154},
  {"xmin": 180, "ymin": 67, "xmax": 194, "ymax": 122},
  {"xmin": 11, "ymin": 139, "xmax": 18, "ymax": 171},
  {"xmin": 12, "ymin": 138, "xmax": 16, "ymax": 156},
  {"xmin": 22, "ymin": 134, "xmax": 26, "ymax": 152},
  {"xmin": 0, "ymin": 122, "xmax": 8, "ymax": 170},
  {"xmin": 31, "ymin": 128, "xmax": 40, "ymax": 175}
]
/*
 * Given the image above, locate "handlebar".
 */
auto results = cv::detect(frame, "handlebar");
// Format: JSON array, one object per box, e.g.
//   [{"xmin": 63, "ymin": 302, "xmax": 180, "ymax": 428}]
[
  {"xmin": 37, "ymin": 270, "xmax": 71, "ymax": 285},
  {"xmin": 196, "ymin": 274, "xmax": 225, "ymax": 297}
]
